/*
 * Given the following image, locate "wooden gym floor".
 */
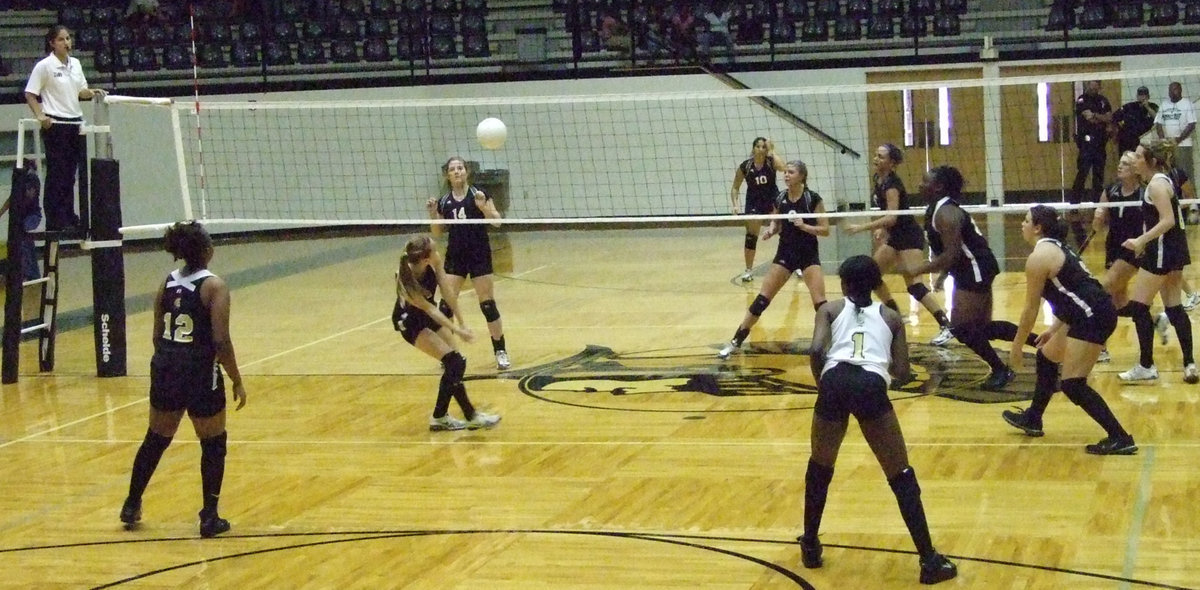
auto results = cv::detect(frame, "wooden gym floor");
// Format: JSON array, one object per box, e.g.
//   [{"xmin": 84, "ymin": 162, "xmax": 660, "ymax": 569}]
[{"xmin": 0, "ymin": 224, "xmax": 1197, "ymax": 589}]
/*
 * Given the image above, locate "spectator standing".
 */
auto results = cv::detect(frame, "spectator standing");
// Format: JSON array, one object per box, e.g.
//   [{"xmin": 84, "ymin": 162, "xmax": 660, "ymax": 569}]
[{"xmin": 1114, "ymin": 86, "xmax": 1158, "ymax": 155}]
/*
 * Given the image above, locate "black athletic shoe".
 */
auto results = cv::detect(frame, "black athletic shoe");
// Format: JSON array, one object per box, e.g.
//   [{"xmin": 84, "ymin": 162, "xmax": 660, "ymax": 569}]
[
  {"xmin": 797, "ymin": 535, "xmax": 823, "ymax": 568},
  {"xmin": 119, "ymin": 496, "xmax": 142, "ymax": 525},
  {"xmin": 919, "ymin": 552, "xmax": 958, "ymax": 585},
  {"xmin": 1085, "ymin": 435, "xmax": 1138, "ymax": 456},
  {"xmin": 981, "ymin": 367, "xmax": 1016, "ymax": 391},
  {"xmin": 199, "ymin": 511, "xmax": 231, "ymax": 538},
  {"xmin": 1002, "ymin": 409, "xmax": 1044, "ymax": 437}
]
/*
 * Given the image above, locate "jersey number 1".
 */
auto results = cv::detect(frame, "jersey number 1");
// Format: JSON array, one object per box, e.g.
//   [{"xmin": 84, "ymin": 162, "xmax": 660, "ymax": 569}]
[{"xmin": 851, "ymin": 332, "xmax": 865, "ymax": 359}]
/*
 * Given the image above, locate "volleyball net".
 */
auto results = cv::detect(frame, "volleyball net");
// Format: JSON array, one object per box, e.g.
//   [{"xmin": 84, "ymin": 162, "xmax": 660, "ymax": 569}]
[{"xmin": 115, "ymin": 65, "xmax": 1200, "ymax": 236}]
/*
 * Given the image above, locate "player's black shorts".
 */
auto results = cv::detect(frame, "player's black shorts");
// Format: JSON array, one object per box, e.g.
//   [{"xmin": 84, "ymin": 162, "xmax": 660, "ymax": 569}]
[
  {"xmin": 1140, "ymin": 233, "xmax": 1191, "ymax": 275},
  {"xmin": 745, "ymin": 195, "xmax": 774, "ymax": 216},
  {"xmin": 885, "ymin": 222, "xmax": 927, "ymax": 252},
  {"xmin": 394, "ymin": 301, "xmax": 439, "ymax": 345},
  {"xmin": 444, "ymin": 245, "xmax": 494, "ymax": 278},
  {"xmin": 814, "ymin": 362, "xmax": 894, "ymax": 423},
  {"xmin": 1104, "ymin": 233, "xmax": 1139, "ymax": 270},
  {"xmin": 1059, "ymin": 302, "xmax": 1117, "ymax": 345},
  {"xmin": 774, "ymin": 245, "xmax": 821, "ymax": 273},
  {"xmin": 149, "ymin": 354, "xmax": 226, "ymax": 418},
  {"xmin": 949, "ymin": 253, "xmax": 999, "ymax": 293}
]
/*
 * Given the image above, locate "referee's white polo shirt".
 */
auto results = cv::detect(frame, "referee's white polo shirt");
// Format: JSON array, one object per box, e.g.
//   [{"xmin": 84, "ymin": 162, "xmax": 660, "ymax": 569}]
[{"xmin": 25, "ymin": 55, "xmax": 87, "ymax": 119}]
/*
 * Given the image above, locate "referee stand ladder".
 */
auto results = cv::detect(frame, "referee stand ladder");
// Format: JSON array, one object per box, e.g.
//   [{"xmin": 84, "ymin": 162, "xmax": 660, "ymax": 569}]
[{"xmin": 2, "ymin": 99, "xmax": 128, "ymax": 384}]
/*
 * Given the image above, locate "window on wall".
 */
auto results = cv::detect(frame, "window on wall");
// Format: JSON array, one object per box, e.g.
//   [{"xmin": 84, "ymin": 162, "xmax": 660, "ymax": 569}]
[
  {"xmin": 902, "ymin": 87, "xmax": 952, "ymax": 147},
  {"xmin": 1037, "ymin": 82, "xmax": 1051, "ymax": 143},
  {"xmin": 938, "ymin": 87, "xmax": 951, "ymax": 146},
  {"xmin": 903, "ymin": 89, "xmax": 915, "ymax": 147}
]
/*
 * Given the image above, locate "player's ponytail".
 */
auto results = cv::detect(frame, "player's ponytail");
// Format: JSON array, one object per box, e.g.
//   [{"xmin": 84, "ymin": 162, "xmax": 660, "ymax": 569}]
[
  {"xmin": 839, "ymin": 255, "xmax": 883, "ymax": 311},
  {"xmin": 396, "ymin": 235, "xmax": 434, "ymax": 300}
]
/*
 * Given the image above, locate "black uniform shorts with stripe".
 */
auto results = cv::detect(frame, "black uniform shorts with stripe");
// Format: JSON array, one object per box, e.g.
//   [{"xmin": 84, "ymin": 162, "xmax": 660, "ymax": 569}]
[
  {"xmin": 814, "ymin": 362, "xmax": 894, "ymax": 423},
  {"xmin": 149, "ymin": 354, "xmax": 226, "ymax": 418},
  {"xmin": 397, "ymin": 303, "xmax": 439, "ymax": 345},
  {"xmin": 1139, "ymin": 236, "xmax": 1191, "ymax": 275},
  {"xmin": 774, "ymin": 245, "xmax": 821, "ymax": 273},
  {"xmin": 885, "ymin": 222, "xmax": 927, "ymax": 252},
  {"xmin": 948, "ymin": 253, "xmax": 999, "ymax": 293},
  {"xmin": 444, "ymin": 244, "xmax": 494, "ymax": 278},
  {"xmin": 1059, "ymin": 302, "xmax": 1118, "ymax": 345},
  {"xmin": 1104, "ymin": 233, "xmax": 1139, "ymax": 270},
  {"xmin": 745, "ymin": 195, "xmax": 775, "ymax": 216}
]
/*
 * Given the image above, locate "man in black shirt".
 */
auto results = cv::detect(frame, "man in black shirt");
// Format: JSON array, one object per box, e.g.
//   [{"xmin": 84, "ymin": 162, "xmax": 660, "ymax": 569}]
[
  {"xmin": 1070, "ymin": 80, "xmax": 1113, "ymax": 247},
  {"xmin": 1114, "ymin": 86, "xmax": 1158, "ymax": 155}
]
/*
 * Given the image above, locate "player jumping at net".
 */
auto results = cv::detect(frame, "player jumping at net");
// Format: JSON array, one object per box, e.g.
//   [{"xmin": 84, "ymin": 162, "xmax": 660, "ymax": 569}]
[
  {"xmin": 719, "ymin": 160, "xmax": 829, "ymax": 359},
  {"xmin": 119, "ymin": 221, "xmax": 247, "ymax": 538},
  {"xmin": 729, "ymin": 137, "xmax": 787, "ymax": 282},
  {"xmin": 798, "ymin": 254, "xmax": 957, "ymax": 585},
  {"xmin": 427, "ymin": 156, "xmax": 511, "ymax": 371},
  {"xmin": 1003, "ymin": 206, "xmax": 1138, "ymax": 455},
  {"xmin": 900, "ymin": 166, "xmax": 1036, "ymax": 391},
  {"xmin": 845, "ymin": 144, "xmax": 954, "ymax": 347},
  {"xmin": 1116, "ymin": 141, "xmax": 1198, "ymax": 384},
  {"xmin": 394, "ymin": 235, "xmax": 501, "ymax": 431}
]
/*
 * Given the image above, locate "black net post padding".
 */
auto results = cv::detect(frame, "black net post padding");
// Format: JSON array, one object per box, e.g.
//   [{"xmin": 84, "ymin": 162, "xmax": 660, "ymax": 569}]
[
  {"xmin": 89, "ymin": 158, "xmax": 126, "ymax": 377},
  {"xmin": 2, "ymin": 165, "xmax": 28, "ymax": 384}
]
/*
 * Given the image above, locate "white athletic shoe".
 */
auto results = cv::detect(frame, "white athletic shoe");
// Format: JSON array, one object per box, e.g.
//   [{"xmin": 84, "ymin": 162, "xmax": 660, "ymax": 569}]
[
  {"xmin": 1097, "ymin": 348, "xmax": 1111, "ymax": 363},
  {"xmin": 930, "ymin": 325, "xmax": 954, "ymax": 347},
  {"xmin": 467, "ymin": 411, "xmax": 501, "ymax": 430},
  {"xmin": 430, "ymin": 414, "xmax": 469, "ymax": 431},
  {"xmin": 1184, "ymin": 292, "xmax": 1200, "ymax": 311},
  {"xmin": 1185, "ymin": 363, "xmax": 1200, "ymax": 384},
  {"xmin": 1155, "ymin": 312, "xmax": 1171, "ymax": 345},
  {"xmin": 739, "ymin": 269, "xmax": 753, "ymax": 282},
  {"xmin": 495, "ymin": 350, "xmax": 511, "ymax": 371},
  {"xmin": 717, "ymin": 340, "xmax": 741, "ymax": 360},
  {"xmin": 1119, "ymin": 364, "xmax": 1159, "ymax": 382}
]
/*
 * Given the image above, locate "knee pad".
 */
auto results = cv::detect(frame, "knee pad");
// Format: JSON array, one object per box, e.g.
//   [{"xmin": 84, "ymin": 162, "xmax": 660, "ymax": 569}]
[
  {"xmin": 200, "ymin": 432, "xmax": 227, "ymax": 461},
  {"xmin": 749, "ymin": 294, "xmax": 771, "ymax": 316},
  {"xmin": 744, "ymin": 233, "xmax": 757, "ymax": 251},
  {"xmin": 438, "ymin": 299, "xmax": 453, "ymax": 320},
  {"xmin": 440, "ymin": 351, "xmax": 467, "ymax": 382},
  {"xmin": 143, "ymin": 430, "xmax": 173, "ymax": 453},
  {"xmin": 1060, "ymin": 377, "xmax": 1092, "ymax": 407},
  {"xmin": 480, "ymin": 299, "xmax": 500, "ymax": 323},
  {"xmin": 906, "ymin": 283, "xmax": 931, "ymax": 303},
  {"xmin": 887, "ymin": 466, "xmax": 920, "ymax": 497}
]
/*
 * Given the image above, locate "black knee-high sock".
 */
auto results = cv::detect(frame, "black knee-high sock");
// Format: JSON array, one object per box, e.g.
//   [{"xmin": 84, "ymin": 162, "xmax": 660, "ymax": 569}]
[
  {"xmin": 952, "ymin": 325, "xmax": 1006, "ymax": 372},
  {"xmin": 933, "ymin": 310, "xmax": 950, "ymax": 329},
  {"xmin": 1164, "ymin": 305, "xmax": 1195, "ymax": 365},
  {"xmin": 1061, "ymin": 377, "xmax": 1129, "ymax": 439},
  {"xmin": 1026, "ymin": 350, "xmax": 1060, "ymax": 421},
  {"xmin": 128, "ymin": 430, "xmax": 172, "ymax": 501},
  {"xmin": 491, "ymin": 335, "xmax": 507, "ymax": 353},
  {"xmin": 433, "ymin": 378, "xmax": 454, "ymax": 418},
  {"xmin": 199, "ymin": 432, "xmax": 227, "ymax": 515},
  {"xmin": 802, "ymin": 460, "xmax": 834, "ymax": 542},
  {"xmin": 452, "ymin": 384, "xmax": 476, "ymax": 419},
  {"xmin": 985, "ymin": 320, "xmax": 1038, "ymax": 347},
  {"xmin": 888, "ymin": 466, "xmax": 935, "ymax": 560},
  {"xmin": 1128, "ymin": 301, "xmax": 1155, "ymax": 368},
  {"xmin": 732, "ymin": 326, "xmax": 751, "ymax": 346}
]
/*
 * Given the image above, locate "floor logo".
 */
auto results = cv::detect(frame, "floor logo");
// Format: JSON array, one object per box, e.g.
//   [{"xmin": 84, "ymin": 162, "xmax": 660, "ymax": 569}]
[{"xmin": 474, "ymin": 342, "xmax": 1034, "ymax": 411}]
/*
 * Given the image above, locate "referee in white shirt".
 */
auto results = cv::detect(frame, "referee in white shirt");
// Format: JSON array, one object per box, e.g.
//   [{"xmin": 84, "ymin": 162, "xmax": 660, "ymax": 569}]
[
  {"xmin": 798, "ymin": 254, "xmax": 957, "ymax": 585},
  {"xmin": 23, "ymin": 25, "xmax": 105, "ymax": 233}
]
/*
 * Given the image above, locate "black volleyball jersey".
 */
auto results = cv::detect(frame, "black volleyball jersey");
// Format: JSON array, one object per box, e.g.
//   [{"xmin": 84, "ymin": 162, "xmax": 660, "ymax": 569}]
[
  {"xmin": 404, "ymin": 265, "xmax": 438, "ymax": 309},
  {"xmin": 741, "ymin": 156, "xmax": 778, "ymax": 203},
  {"xmin": 1142, "ymin": 171, "xmax": 1188, "ymax": 251},
  {"xmin": 156, "ymin": 269, "xmax": 216, "ymax": 362},
  {"xmin": 1037, "ymin": 237, "xmax": 1108, "ymax": 324},
  {"xmin": 1103, "ymin": 181, "xmax": 1143, "ymax": 241},
  {"xmin": 436, "ymin": 186, "xmax": 491, "ymax": 255},
  {"xmin": 776, "ymin": 188, "xmax": 822, "ymax": 255},
  {"xmin": 924, "ymin": 196, "xmax": 994, "ymax": 274},
  {"xmin": 873, "ymin": 172, "xmax": 920, "ymax": 234}
]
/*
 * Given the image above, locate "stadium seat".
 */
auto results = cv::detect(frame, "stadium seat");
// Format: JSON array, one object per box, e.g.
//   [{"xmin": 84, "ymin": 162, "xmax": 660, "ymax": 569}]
[
  {"xmin": 143, "ymin": 24, "xmax": 170, "ymax": 47},
  {"xmin": 462, "ymin": 0, "xmax": 486, "ymax": 12},
  {"xmin": 371, "ymin": 0, "xmax": 398, "ymax": 16},
  {"xmin": 75, "ymin": 27, "xmax": 103, "ymax": 52},
  {"xmin": 847, "ymin": 0, "xmax": 873, "ymax": 19},
  {"xmin": 230, "ymin": 41, "xmax": 260, "ymax": 67},
  {"xmin": 279, "ymin": 0, "xmax": 304, "ymax": 20},
  {"xmin": 331, "ymin": 39, "xmax": 360, "ymax": 62},
  {"xmin": 239, "ymin": 22, "xmax": 263, "ymax": 44},
  {"xmin": 298, "ymin": 40, "xmax": 327, "ymax": 64},
  {"xmin": 802, "ymin": 19, "xmax": 828, "ymax": 41},
  {"xmin": 272, "ymin": 21, "xmax": 299, "ymax": 42},
  {"xmin": 461, "ymin": 12, "xmax": 486, "ymax": 36},
  {"xmin": 430, "ymin": 13, "xmax": 455, "ymax": 36},
  {"xmin": 771, "ymin": 21, "xmax": 796, "ymax": 43},
  {"xmin": 878, "ymin": 0, "xmax": 905, "ymax": 17},
  {"xmin": 367, "ymin": 17, "xmax": 392, "ymax": 37},
  {"xmin": 130, "ymin": 46, "xmax": 158, "ymax": 71},
  {"xmin": 1149, "ymin": 1, "xmax": 1179, "ymax": 26},
  {"xmin": 940, "ymin": 0, "xmax": 967, "ymax": 14},
  {"xmin": 901, "ymin": 14, "xmax": 928, "ymax": 37},
  {"xmin": 814, "ymin": 0, "xmax": 838, "ymax": 19},
  {"xmin": 835, "ymin": 16, "xmax": 862, "ymax": 40},
  {"xmin": 867, "ymin": 15, "xmax": 895, "ymax": 39},
  {"xmin": 93, "ymin": 48, "xmax": 126, "ymax": 73},
  {"xmin": 1113, "ymin": 2, "xmax": 1143, "ymax": 27},
  {"xmin": 363, "ymin": 37, "xmax": 390, "ymax": 61},
  {"xmin": 403, "ymin": 0, "xmax": 427, "ymax": 14},
  {"xmin": 910, "ymin": 0, "xmax": 934, "ymax": 16},
  {"xmin": 1185, "ymin": 1, "xmax": 1200, "ymax": 25},
  {"xmin": 463, "ymin": 33, "xmax": 489, "ymax": 57},
  {"xmin": 305, "ymin": 21, "xmax": 331, "ymax": 40},
  {"xmin": 1046, "ymin": 2, "xmax": 1075, "ymax": 31},
  {"xmin": 335, "ymin": 18, "xmax": 359, "ymax": 39},
  {"xmin": 198, "ymin": 43, "xmax": 227, "ymax": 67},
  {"xmin": 1078, "ymin": 3, "xmax": 1109, "ymax": 29},
  {"xmin": 92, "ymin": 6, "xmax": 121, "ymax": 25},
  {"xmin": 111, "ymin": 25, "xmax": 136, "ymax": 49},
  {"xmin": 263, "ymin": 41, "xmax": 295, "ymax": 66},
  {"xmin": 933, "ymin": 13, "xmax": 959, "ymax": 36},
  {"xmin": 164, "ymin": 44, "xmax": 192, "ymax": 69},
  {"xmin": 783, "ymin": 0, "xmax": 808, "ymax": 21},
  {"xmin": 432, "ymin": 0, "xmax": 456, "ymax": 12},
  {"xmin": 341, "ymin": 0, "xmax": 366, "ymax": 18},
  {"xmin": 206, "ymin": 22, "xmax": 232, "ymax": 45},
  {"xmin": 430, "ymin": 33, "xmax": 456, "ymax": 57},
  {"xmin": 59, "ymin": 6, "xmax": 87, "ymax": 29}
]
